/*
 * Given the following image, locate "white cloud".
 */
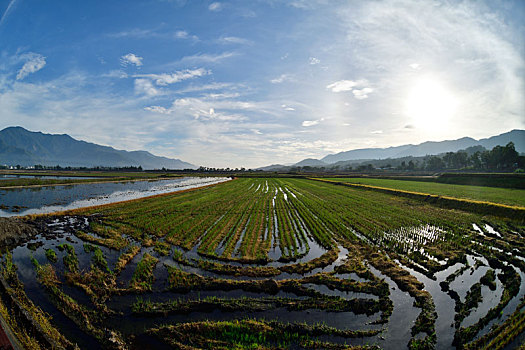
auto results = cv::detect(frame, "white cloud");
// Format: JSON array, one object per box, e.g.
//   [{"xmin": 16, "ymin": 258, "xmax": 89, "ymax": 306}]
[
  {"xmin": 178, "ymin": 52, "xmax": 237, "ymax": 64},
  {"xmin": 270, "ymin": 74, "xmax": 292, "ymax": 84},
  {"xmin": 174, "ymin": 30, "xmax": 199, "ymax": 41},
  {"xmin": 208, "ymin": 2, "xmax": 222, "ymax": 11},
  {"xmin": 16, "ymin": 53, "xmax": 46, "ymax": 80},
  {"xmin": 145, "ymin": 96, "xmax": 257, "ymax": 121},
  {"xmin": 205, "ymin": 92, "xmax": 240, "ymax": 99},
  {"xmin": 144, "ymin": 105, "xmax": 169, "ymax": 114},
  {"xmin": 409, "ymin": 63, "xmax": 421, "ymax": 70},
  {"xmin": 302, "ymin": 118, "xmax": 324, "ymax": 127},
  {"xmin": 134, "ymin": 79, "xmax": 160, "ymax": 96},
  {"xmin": 120, "ymin": 53, "xmax": 143, "ymax": 67},
  {"xmin": 0, "ymin": 0, "xmax": 18, "ymax": 27},
  {"xmin": 134, "ymin": 68, "xmax": 209, "ymax": 86},
  {"xmin": 281, "ymin": 104, "xmax": 295, "ymax": 111},
  {"xmin": 219, "ymin": 36, "xmax": 252, "ymax": 45},
  {"xmin": 326, "ymin": 79, "xmax": 373, "ymax": 99},
  {"xmin": 371, "ymin": 130, "xmax": 383, "ymax": 134},
  {"xmin": 102, "ymin": 70, "xmax": 128, "ymax": 79},
  {"xmin": 352, "ymin": 87, "xmax": 373, "ymax": 100},
  {"xmin": 309, "ymin": 57, "xmax": 320, "ymax": 65},
  {"xmin": 174, "ymin": 82, "xmax": 236, "ymax": 94},
  {"xmin": 326, "ymin": 80, "xmax": 365, "ymax": 92},
  {"xmin": 109, "ymin": 28, "xmax": 158, "ymax": 39},
  {"xmin": 174, "ymin": 30, "xmax": 189, "ymax": 39}
]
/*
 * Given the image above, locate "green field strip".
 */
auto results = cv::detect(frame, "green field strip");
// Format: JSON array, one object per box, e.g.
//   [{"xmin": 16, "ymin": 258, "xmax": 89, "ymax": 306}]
[{"xmin": 313, "ymin": 178, "xmax": 525, "ymax": 222}]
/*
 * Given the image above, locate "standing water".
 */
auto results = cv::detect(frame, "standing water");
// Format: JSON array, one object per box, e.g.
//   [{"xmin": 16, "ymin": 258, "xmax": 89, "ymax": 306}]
[{"xmin": 0, "ymin": 177, "xmax": 230, "ymax": 217}]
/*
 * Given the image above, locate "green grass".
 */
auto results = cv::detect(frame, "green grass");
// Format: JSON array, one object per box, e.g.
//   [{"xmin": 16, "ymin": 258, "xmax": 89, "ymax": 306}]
[
  {"xmin": 129, "ymin": 253, "xmax": 158, "ymax": 291},
  {"xmin": 325, "ymin": 177, "xmax": 525, "ymax": 207},
  {"xmin": 57, "ymin": 243, "xmax": 79, "ymax": 272},
  {"xmin": 77, "ymin": 177, "xmax": 524, "ymax": 264}
]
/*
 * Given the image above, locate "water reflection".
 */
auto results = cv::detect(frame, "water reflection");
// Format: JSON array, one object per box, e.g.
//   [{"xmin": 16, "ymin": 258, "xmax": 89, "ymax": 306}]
[{"xmin": 0, "ymin": 177, "xmax": 230, "ymax": 217}]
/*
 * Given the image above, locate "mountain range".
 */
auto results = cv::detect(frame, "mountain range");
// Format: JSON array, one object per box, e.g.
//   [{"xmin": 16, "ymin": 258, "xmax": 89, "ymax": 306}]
[
  {"xmin": 0, "ymin": 127, "xmax": 196, "ymax": 170},
  {"xmin": 260, "ymin": 129, "xmax": 525, "ymax": 170},
  {"xmin": 1, "ymin": 126, "xmax": 523, "ymax": 171}
]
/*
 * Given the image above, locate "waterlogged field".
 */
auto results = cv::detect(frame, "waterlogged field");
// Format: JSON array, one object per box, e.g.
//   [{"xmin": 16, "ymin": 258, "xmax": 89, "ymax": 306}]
[
  {"xmin": 325, "ymin": 177, "xmax": 525, "ymax": 207},
  {"xmin": 0, "ymin": 178, "xmax": 524, "ymax": 349}
]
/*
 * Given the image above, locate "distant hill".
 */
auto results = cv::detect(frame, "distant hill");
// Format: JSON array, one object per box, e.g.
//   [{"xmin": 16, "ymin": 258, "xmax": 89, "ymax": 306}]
[
  {"xmin": 256, "ymin": 129, "xmax": 525, "ymax": 171},
  {"xmin": 0, "ymin": 126, "xmax": 196, "ymax": 169},
  {"xmin": 293, "ymin": 158, "xmax": 328, "ymax": 167},
  {"xmin": 257, "ymin": 164, "xmax": 288, "ymax": 171},
  {"xmin": 321, "ymin": 130, "xmax": 525, "ymax": 164}
]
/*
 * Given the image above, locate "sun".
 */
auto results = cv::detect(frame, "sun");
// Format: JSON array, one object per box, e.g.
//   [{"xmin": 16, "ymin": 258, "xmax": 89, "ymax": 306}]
[{"xmin": 405, "ymin": 77, "xmax": 458, "ymax": 132}]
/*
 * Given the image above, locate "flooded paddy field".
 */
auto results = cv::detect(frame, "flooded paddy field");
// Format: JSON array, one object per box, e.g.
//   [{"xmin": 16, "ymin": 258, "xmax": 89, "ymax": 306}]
[
  {"xmin": 0, "ymin": 174, "xmax": 99, "ymax": 181},
  {"xmin": 0, "ymin": 176, "xmax": 229, "ymax": 217},
  {"xmin": 0, "ymin": 177, "xmax": 524, "ymax": 349}
]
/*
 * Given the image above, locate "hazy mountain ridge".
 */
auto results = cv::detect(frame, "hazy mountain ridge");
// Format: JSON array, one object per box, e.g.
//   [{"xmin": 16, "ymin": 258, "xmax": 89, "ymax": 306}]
[
  {"xmin": 256, "ymin": 129, "xmax": 524, "ymax": 170},
  {"xmin": 0, "ymin": 126, "xmax": 196, "ymax": 169},
  {"xmin": 321, "ymin": 130, "xmax": 525, "ymax": 164}
]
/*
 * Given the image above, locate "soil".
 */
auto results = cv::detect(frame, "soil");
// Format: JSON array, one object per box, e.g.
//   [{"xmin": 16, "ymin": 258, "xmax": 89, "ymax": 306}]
[{"xmin": 0, "ymin": 218, "xmax": 37, "ymax": 249}]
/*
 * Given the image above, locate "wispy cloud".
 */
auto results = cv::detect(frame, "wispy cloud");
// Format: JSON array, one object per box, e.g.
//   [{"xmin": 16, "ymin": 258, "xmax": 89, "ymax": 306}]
[
  {"xmin": 16, "ymin": 53, "xmax": 46, "ymax": 80},
  {"xmin": 218, "ymin": 36, "xmax": 252, "ymax": 45},
  {"xmin": 174, "ymin": 82, "xmax": 236, "ymax": 94},
  {"xmin": 0, "ymin": 0, "xmax": 18, "ymax": 27},
  {"xmin": 174, "ymin": 30, "xmax": 199, "ymax": 41},
  {"xmin": 120, "ymin": 53, "xmax": 143, "ymax": 67},
  {"xmin": 302, "ymin": 118, "xmax": 324, "ymax": 127},
  {"xmin": 134, "ymin": 78, "xmax": 160, "ymax": 97},
  {"xmin": 309, "ymin": 57, "xmax": 320, "ymax": 65},
  {"xmin": 326, "ymin": 80, "xmax": 364, "ymax": 92},
  {"xmin": 326, "ymin": 79, "xmax": 373, "ymax": 99},
  {"xmin": 108, "ymin": 27, "xmax": 199, "ymax": 41},
  {"xmin": 208, "ymin": 2, "xmax": 223, "ymax": 12},
  {"xmin": 352, "ymin": 87, "xmax": 373, "ymax": 100},
  {"xmin": 145, "ymin": 96, "xmax": 256, "ymax": 118},
  {"xmin": 133, "ymin": 68, "xmax": 209, "ymax": 86},
  {"xmin": 281, "ymin": 104, "xmax": 295, "ymax": 111},
  {"xmin": 178, "ymin": 52, "xmax": 237, "ymax": 64},
  {"xmin": 270, "ymin": 74, "xmax": 292, "ymax": 84},
  {"xmin": 108, "ymin": 28, "xmax": 159, "ymax": 39}
]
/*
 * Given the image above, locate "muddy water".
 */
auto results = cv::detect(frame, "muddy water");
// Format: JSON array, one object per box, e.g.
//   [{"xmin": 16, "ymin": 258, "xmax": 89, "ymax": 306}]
[{"xmin": 0, "ymin": 176, "xmax": 229, "ymax": 217}]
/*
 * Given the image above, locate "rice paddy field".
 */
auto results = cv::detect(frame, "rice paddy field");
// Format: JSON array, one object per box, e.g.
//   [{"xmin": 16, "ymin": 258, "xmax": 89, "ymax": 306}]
[
  {"xmin": 1, "ymin": 177, "xmax": 524, "ymax": 350},
  {"xmin": 323, "ymin": 177, "xmax": 525, "ymax": 207}
]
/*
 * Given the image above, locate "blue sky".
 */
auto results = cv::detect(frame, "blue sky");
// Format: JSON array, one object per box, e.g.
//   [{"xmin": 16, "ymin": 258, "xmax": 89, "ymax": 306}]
[{"xmin": 0, "ymin": 0, "xmax": 524, "ymax": 168}]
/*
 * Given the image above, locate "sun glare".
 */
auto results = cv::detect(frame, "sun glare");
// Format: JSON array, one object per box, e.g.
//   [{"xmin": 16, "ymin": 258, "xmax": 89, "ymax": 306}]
[{"xmin": 405, "ymin": 78, "xmax": 458, "ymax": 132}]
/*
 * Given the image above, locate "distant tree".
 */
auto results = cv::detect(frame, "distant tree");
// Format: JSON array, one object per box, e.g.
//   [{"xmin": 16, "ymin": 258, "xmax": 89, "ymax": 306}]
[
  {"xmin": 426, "ymin": 156, "xmax": 444, "ymax": 170},
  {"xmin": 469, "ymin": 152, "xmax": 482, "ymax": 169}
]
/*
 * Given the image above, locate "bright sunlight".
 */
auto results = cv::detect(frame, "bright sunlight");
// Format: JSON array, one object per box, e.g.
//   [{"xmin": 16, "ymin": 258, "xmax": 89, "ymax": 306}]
[{"xmin": 405, "ymin": 77, "xmax": 459, "ymax": 132}]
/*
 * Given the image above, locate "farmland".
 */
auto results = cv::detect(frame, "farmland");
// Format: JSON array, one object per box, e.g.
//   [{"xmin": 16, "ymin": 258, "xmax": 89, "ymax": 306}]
[
  {"xmin": 323, "ymin": 177, "xmax": 525, "ymax": 207},
  {"xmin": 0, "ymin": 177, "xmax": 524, "ymax": 349}
]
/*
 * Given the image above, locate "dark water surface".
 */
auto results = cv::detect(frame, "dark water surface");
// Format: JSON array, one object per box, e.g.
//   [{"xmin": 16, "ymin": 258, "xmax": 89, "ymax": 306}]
[{"xmin": 0, "ymin": 176, "xmax": 229, "ymax": 217}]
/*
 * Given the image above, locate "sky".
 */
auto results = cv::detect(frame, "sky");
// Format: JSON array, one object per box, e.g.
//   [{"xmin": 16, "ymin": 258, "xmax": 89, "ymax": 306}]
[{"xmin": 0, "ymin": 0, "xmax": 524, "ymax": 168}]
